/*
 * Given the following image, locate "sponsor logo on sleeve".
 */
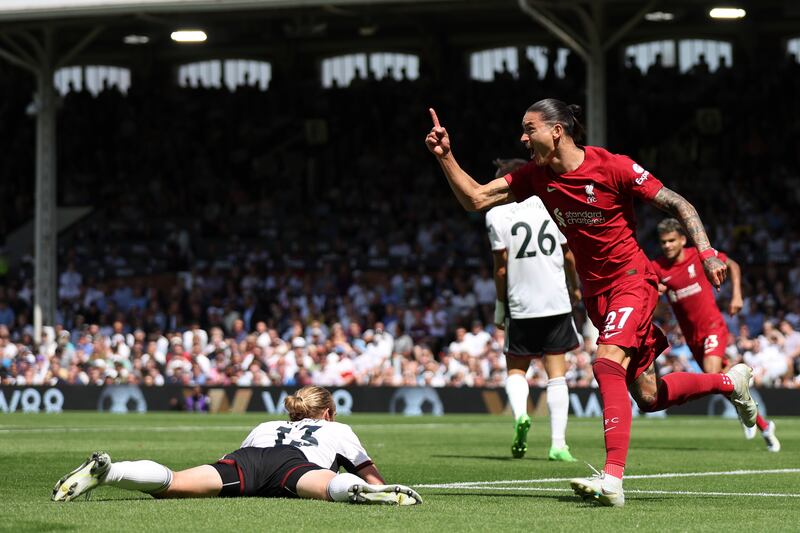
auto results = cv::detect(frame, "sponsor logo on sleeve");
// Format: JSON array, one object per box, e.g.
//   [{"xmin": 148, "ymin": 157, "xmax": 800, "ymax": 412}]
[{"xmin": 632, "ymin": 163, "xmax": 650, "ymax": 185}]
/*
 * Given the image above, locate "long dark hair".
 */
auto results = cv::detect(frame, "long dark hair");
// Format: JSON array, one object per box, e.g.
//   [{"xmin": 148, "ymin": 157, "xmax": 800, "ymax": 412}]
[{"xmin": 526, "ymin": 98, "xmax": 585, "ymax": 142}]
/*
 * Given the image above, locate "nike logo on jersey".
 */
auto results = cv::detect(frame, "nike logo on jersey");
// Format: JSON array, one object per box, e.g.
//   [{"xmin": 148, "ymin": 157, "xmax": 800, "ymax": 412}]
[
  {"xmin": 604, "ymin": 331, "xmax": 622, "ymax": 338},
  {"xmin": 546, "ymin": 186, "xmax": 557, "ymax": 192}
]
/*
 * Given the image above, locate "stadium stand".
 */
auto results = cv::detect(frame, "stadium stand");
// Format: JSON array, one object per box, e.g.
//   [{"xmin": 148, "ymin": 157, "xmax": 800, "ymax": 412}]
[{"xmin": 1, "ymin": 7, "xmax": 799, "ymax": 390}]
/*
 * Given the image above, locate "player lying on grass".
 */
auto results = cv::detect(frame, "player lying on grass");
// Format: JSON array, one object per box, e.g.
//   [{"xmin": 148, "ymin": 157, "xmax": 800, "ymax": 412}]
[{"xmin": 52, "ymin": 386, "xmax": 422, "ymax": 505}]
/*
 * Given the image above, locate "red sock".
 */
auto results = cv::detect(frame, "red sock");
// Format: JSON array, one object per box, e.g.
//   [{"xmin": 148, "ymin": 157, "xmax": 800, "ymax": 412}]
[
  {"xmin": 592, "ymin": 358, "xmax": 631, "ymax": 479},
  {"xmin": 756, "ymin": 415, "xmax": 769, "ymax": 431},
  {"xmin": 651, "ymin": 372, "xmax": 735, "ymax": 410}
]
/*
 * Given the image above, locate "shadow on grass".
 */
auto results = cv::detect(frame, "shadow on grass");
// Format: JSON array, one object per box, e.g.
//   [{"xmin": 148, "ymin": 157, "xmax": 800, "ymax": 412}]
[
  {"xmin": 431, "ymin": 454, "xmax": 550, "ymax": 462},
  {"xmin": 73, "ymin": 496, "xmax": 153, "ymax": 503},
  {"xmin": 634, "ymin": 445, "xmax": 718, "ymax": 451},
  {"xmin": 7, "ymin": 520, "xmax": 79, "ymax": 532},
  {"xmin": 433, "ymin": 491, "xmax": 665, "ymax": 504}
]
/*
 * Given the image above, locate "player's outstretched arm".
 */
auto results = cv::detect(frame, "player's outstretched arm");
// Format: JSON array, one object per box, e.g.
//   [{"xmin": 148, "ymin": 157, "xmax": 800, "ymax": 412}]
[
  {"xmin": 425, "ymin": 108, "xmax": 515, "ymax": 211},
  {"xmin": 726, "ymin": 258, "xmax": 744, "ymax": 315},
  {"xmin": 648, "ymin": 186, "xmax": 727, "ymax": 288}
]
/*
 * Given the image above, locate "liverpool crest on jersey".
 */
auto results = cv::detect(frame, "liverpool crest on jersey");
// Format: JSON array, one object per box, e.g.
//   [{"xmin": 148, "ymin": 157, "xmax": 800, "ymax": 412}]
[{"xmin": 585, "ymin": 183, "xmax": 597, "ymax": 203}]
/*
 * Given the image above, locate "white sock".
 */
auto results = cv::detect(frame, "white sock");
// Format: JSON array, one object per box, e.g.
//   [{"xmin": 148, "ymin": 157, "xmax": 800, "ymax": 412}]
[
  {"xmin": 505, "ymin": 372, "xmax": 529, "ymax": 420},
  {"xmin": 103, "ymin": 461, "xmax": 173, "ymax": 494},
  {"xmin": 547, "ymin": 376, "xmax": 569, "ymax": 449},
  {"xmin": 326, "ymin": 472, "xmax": 366, "ymax": 502}
]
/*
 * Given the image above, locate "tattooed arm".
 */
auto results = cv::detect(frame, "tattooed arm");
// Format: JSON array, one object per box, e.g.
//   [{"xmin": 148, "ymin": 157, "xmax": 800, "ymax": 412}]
[{"xmin": 649, "ymin": 186, "xmax": 727, "ymax": 288}]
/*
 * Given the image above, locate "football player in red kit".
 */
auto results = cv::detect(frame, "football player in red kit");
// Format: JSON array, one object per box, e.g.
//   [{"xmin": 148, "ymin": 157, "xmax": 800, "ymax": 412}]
[
  {"xmin": 425, "ymin": 98, "xmax": 757, "ymax": 507},
  {"xmin": 652, "ymin": 218, "xmax": 780, "ymax": 451}
]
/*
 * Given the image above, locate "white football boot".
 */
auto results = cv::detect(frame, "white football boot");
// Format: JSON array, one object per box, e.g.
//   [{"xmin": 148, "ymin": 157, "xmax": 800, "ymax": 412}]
[
  {"xmin": 725, "ymin": 364, "xmax": 757, "ymax": 428},
  {"xmin": 570, "ymin": 466, "xmax": 624, "ymax": 508},
  {"xmin": 349, "ymin": 484, "xmax": 423, "ymax": 506},
  {"xmin": 52, "ymin": 452, "xmax": 111, "ymax": 502},
  {"xmin": 742, "ymin": 423, "xmax": 757, "ymax": 440},
  {"xmin": 762, "ymin": 421, "xmax": 781, "ymax": 452}
]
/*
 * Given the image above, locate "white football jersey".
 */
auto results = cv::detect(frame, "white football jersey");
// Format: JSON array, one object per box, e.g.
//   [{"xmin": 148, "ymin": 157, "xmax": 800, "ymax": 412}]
[
  {"xmin": 485, "ymin": 196, "xmax": 572, "ymax": 318},
  {"xmin": 241, "ymin": 418, "xmax": 372, "ymax": 472}
]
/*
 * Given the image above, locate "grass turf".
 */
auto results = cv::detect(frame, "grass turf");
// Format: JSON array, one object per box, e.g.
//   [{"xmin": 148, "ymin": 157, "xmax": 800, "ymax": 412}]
[{"xmin": 1, "ymin": 412, "xmax": 798, "ymax": 532}]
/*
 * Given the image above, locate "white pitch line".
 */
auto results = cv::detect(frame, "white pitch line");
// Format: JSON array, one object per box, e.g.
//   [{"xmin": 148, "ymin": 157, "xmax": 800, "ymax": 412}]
[
  {"xmin": 417, "ymin": 468, "xmax": 800, "ymax": 488},
  {"xmin": 0, "ymin": 426, "xmax": 255, "ymax": 434},
  {"xmin": 417, "ymin": 485, "xmax": 800, "ymax": 498},
  {"xmin": 0, "ymin": 422, "xmax": 492, "ymax": 434}
]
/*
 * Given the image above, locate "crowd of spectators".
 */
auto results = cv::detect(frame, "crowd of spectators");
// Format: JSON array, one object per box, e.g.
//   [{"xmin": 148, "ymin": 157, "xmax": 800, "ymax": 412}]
[{"xmin": 1, "ymin": 41, "xmax": 800, "ymax": 390}]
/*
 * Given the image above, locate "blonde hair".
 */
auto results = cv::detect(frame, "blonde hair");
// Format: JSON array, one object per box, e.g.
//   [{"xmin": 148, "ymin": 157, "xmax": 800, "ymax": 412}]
[{"xmin": 284, "ymin": 386, "xmax": 335, "ymax": 421}]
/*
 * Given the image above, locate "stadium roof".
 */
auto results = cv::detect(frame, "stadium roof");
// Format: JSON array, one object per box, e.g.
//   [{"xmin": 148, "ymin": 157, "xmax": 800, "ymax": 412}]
[
  {"xmin": 0, "ymin": 0, "xmax": 464, "ymax": 22},
  {"xmin": 0, "ymin": 1, "xmax": 798, "ymax": 68}
]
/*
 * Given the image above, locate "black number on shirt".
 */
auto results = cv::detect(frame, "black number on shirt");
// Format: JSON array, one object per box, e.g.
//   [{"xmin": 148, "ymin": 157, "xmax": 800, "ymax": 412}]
[
  {"xmin": 512, "ymin": 220, "xmax": 556, "ymax": 258},
  {"xmin": 537, "ymin": 220, "xmax": 556, "ymax": 256},
  {"xmin": 274, "ymin": 424, "xmax": 322, "ymax": 447},
  {"xmin": 274, "ymin": 426, "xmax": 291, "ymax": 446}
]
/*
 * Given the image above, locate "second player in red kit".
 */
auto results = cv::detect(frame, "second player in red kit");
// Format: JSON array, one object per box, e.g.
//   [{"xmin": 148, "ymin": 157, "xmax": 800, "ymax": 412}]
[
  {"xmin": 425, "ymin": 98, "xmax": 759, "ymax": 507},
  {"xmin": 652, "ymin": 218, "xmax": 780, "ymax": 451}
]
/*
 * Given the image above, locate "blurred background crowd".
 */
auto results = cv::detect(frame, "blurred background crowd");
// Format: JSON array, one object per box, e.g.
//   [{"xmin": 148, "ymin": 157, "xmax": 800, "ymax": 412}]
[{"xmin": 1, "ymin": 40, "xmax": 799, "ymax": 390}]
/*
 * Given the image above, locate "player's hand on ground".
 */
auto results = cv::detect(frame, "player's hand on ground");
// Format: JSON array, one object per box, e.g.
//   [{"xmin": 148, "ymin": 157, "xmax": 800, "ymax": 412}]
[
  {"xmin": 729, "ymin": 294, "xmax": 743, "ymax": 316},
  {"xmin": 425, "ymin": 108, "xmax": 450, "ymax": 157},
  {"xmin": 702, "ymin": 256, "xmax": 727, "ymax": 289}
]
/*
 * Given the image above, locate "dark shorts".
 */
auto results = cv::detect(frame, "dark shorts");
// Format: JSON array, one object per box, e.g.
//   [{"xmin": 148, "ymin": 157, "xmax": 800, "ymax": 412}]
[
  {"xmin": 210, "ymin": 445, "xmax": 325, "ymax": 498},
  {"xmin": 503, "ymin": 312, "xmax": 580, "ymax": 357},
  {"xmin": 584, "ymin": 276, "xmax": 668, "ymax": 383}
]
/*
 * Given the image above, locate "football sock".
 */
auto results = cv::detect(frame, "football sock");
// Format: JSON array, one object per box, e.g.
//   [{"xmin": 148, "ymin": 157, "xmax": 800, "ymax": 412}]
[
  {"xmin": 103, "ymin": 461, "xmax": 173, "ymax": 494},
  {"xmin": 327, "ymin": 472, "xmax": 366, "ymax": 502},
  {"xmin": 755, "ymin": 414, "xmax": 769, "ymax": 432},
  {"xmin": 547, "ymin": 376, "xmax": 569, "ymax": 449},
  {"xmin": 505, "ymin": 372, "xmax": 530, "ymax": 421},
  {"xmin": 592, "ymin": 358, "xmax": 630, "ymax": 479},
  {"xmin": 649, "ymin": 372, "xmax": 734, "ymax": 410}
]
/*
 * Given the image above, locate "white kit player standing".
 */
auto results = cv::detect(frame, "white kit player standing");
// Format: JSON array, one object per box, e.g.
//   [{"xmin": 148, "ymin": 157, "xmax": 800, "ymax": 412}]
[{"xmin": 486, "ymin": 158, "xmax": 581, "ymax": 461}]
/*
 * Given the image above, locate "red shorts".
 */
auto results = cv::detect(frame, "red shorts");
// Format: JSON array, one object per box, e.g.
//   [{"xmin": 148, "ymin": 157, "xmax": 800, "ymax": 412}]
[
  {"xmin": 585, "ymin": 276, "xmax": 668, "ymax": 383},
  {"xmin": 687, "ymin": 325, "xmax": 729, "ymax": 366}
]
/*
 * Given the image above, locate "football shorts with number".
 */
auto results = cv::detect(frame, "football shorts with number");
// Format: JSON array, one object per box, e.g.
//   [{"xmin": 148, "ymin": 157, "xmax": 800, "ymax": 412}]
[
  {"xmin": 688, "ymin": 325, "xmax": 729, "ymax": 367},
  {"xmin": 584, "ymin": 275, "xmax": 668, "ymax": 384}
]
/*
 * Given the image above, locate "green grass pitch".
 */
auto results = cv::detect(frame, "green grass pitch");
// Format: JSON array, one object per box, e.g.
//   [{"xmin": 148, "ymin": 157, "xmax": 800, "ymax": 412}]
[{"xmin": 2, "ymin": 413, "xmax": 798, "ymax": 532}]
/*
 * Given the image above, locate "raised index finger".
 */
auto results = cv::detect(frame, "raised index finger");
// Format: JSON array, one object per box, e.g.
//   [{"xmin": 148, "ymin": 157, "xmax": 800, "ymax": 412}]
[{"xmin": 429, "ymin": 108, "xmax": 441, "ymax": 128}]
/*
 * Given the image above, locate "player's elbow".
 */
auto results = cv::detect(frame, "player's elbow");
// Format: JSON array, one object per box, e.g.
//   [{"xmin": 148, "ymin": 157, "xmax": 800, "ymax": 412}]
[{"xmin": 463, "ymin": 196, "xmax": 483, "ymax": 212}]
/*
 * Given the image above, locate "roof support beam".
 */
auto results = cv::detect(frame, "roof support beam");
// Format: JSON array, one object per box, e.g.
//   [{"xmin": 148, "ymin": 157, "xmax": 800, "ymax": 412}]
[
  {"xmin": 0, "ymin": 25, "xmax": 102, "ymax": 343},
  {"xmin": 518, "ymin": 0, "xmax": 657, "ymax": 147}
]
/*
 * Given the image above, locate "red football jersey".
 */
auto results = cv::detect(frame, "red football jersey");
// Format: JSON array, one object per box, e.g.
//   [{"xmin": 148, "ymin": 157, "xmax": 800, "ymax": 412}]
[
  {"xmin": 651, "ymin": 247, "xmax": 729, "ymax": 343},
  {"xmin": 505, "ymin": 146, "xmax": 664, "ymax": 296}
]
